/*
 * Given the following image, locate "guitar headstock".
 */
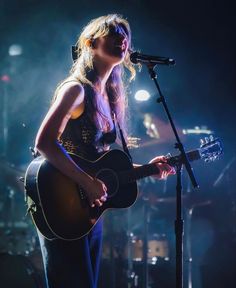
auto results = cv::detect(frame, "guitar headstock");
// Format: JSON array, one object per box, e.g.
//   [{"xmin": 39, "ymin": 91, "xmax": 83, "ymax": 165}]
[{"xmin": 199, "ymin": 135, "xmax": 223, "ymax": 162}]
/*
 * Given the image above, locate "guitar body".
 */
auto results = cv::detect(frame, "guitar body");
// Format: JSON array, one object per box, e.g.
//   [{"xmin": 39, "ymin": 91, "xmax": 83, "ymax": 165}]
[{"xmin": 25, "ymin": 150, "xmax": 138, "ymax": 241}]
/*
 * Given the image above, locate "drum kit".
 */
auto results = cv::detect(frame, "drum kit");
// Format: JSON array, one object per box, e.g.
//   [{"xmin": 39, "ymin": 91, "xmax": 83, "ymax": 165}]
[{"xmin": 0, "ymin": 158, "xmax": 45, "ymax": 288}]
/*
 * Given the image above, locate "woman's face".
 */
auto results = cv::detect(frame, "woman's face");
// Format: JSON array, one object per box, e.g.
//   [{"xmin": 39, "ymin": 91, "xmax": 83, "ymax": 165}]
[{"xmin": 93, "ymin": 24, "xmax": 129, "ymax": 65}]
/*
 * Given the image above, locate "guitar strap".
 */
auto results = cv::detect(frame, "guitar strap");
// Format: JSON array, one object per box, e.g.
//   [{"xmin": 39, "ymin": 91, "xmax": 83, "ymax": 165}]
[{"xmin": 113, "ymin": 112, "xmax": 133, "ymax": 164}]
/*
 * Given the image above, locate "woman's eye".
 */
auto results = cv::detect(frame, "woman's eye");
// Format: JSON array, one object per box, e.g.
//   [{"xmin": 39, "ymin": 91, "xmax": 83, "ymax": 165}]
[{"xmin": 109, "ymin": 26, "xmax": 127, "ymax": 38}]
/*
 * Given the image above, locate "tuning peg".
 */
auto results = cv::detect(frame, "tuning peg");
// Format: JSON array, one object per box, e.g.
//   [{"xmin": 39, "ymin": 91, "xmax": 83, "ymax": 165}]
[
  {"xmin": 209, "ymin": 135, "xmax": 214, "ymax": 142},
  {"xmin": 204, "ymin": 137, "xmax": 209, "ymax": 144},
  {"xmin": 165, "ymin": 152, "xmax": 172, "ymax": 158},
  {"xmin": 200, "ymin": 138, "xmax": 205, "ymax": 147}
]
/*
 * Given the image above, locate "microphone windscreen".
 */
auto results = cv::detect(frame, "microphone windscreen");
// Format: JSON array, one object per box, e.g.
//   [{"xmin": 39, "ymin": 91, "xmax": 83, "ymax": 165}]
[{"xmin": 130, "ymin": 52, "xmax": 139, "ymax": 64}]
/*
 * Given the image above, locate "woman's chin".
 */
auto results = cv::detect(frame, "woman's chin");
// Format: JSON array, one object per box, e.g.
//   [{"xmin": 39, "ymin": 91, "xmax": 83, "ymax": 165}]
[{"xmin": 110, "ymin": 53, "xmax": 126, "ymax": 65}]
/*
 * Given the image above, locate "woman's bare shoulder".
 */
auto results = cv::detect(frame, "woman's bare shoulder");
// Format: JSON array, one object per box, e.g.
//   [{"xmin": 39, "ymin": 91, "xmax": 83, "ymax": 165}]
[
  {"xmin": 53, "ymin": 81, "xmax": 84, "ymax": 111},
  {"xmin": 56, "ymin": 80, "xmax": 84, "ymax": 104}
]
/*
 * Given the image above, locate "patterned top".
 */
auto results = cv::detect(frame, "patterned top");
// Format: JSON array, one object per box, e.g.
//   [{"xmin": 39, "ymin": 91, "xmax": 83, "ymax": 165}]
[{"xmin": 58, "ymin": 98, "xmax": 117, "ymax": 161}]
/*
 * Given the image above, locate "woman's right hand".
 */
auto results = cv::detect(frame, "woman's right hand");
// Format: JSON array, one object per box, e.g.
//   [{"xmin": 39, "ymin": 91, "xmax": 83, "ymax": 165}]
[{"xmin": 85, "ymin": 178, "xmax": 108, "ymax": 207}]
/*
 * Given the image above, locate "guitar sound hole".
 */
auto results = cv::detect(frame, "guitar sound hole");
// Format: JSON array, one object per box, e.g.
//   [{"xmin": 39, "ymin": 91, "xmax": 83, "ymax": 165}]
[{"xmin": 95, "ymin": 169, "xmax": 119, "ymax": 198}]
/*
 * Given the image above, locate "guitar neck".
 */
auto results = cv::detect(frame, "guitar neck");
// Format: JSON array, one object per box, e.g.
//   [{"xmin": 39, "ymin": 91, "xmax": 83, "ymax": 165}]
[{"xmin": 119, "ymin": 149, "xmax": 201, "ymax": 184}]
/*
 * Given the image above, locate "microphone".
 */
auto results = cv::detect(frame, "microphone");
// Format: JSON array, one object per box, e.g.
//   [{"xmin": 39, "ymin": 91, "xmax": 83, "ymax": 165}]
[{"xmin": 130, "ymin": 51, "xmax": 175, "ymax": 66}]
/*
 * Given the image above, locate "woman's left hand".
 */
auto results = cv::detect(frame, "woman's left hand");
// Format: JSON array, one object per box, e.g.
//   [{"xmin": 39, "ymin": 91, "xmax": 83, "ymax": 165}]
[{"xmin": 149, "ymin": 155, "xmax": 176, "ymax": 180}]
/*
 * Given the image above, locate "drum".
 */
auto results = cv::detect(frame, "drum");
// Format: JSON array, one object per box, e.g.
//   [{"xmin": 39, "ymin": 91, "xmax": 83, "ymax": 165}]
[
  {"xmin": 148, "ymin": 238, "xmax": 169, "ymax": 260},
  {"xmin": 0, "ymin": 253, "xmax": 43, "ymax": 288},
  {"xmin": 126, "ymin": 234, "xmax": 169, "ymax": 263}
]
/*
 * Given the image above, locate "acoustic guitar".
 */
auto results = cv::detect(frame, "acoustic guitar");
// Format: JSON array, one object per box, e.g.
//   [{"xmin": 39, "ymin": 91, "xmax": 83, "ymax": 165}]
[{"xmin": 24, "ymin": 137, "xmax": 222, "ymax": 240}]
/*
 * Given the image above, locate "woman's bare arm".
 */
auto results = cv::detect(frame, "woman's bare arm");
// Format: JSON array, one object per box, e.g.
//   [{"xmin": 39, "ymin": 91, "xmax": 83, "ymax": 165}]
[{"xmin": 35, "ymin": 82, "xmax": 107, "ymax": 206}]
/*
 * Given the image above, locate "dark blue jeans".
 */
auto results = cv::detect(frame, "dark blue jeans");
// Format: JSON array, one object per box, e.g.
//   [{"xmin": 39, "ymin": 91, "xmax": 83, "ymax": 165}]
[{"xmin": 38, "ymin": 220, "xmax": 102, "ymax": 288}]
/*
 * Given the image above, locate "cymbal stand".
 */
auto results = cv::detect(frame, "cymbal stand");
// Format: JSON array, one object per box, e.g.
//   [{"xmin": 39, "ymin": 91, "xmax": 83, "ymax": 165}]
[
  {"xmin": 1, "ymin": 58, "xmax": 12, "ymax": 248},
  {"xmin": 7, "ymin": 187, "xmax": 16, "ymax": 227},
  {"xmin": 3, "ymin": 185, "xmax": 17, "ymax": 253},
  {"xmin": 185, "ymin": 206, "xmax": 194, "ymax": 288},
  {"xmin": 1, "ymin": 54, "xmax": 13, "ymax": 157},
  {"xmin": 142, "ymin": 196, "xmax": 150, "ymax": 288},
  {"xmin": 126, "ymin": 207, "xmax": 138, "ymax": 288},
  {"xmin": 1, "ymin": 79, "xmax": 9, "ymax": 156}
]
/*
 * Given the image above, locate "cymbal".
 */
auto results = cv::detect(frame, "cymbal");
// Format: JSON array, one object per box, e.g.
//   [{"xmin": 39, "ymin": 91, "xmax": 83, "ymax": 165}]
[
  {"xmin": 140, "ymin": 192, "xmax": 212, "ymax": 208},
  {"xmin": 139, "ymin": 113, "xmax": 185, "ymax": 147}
]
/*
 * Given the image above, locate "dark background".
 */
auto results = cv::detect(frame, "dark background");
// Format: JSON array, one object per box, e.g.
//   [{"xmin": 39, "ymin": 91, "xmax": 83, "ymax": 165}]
[{"xmin": 0, "ymin": 1, "xmax": 235, "ymax": 287}]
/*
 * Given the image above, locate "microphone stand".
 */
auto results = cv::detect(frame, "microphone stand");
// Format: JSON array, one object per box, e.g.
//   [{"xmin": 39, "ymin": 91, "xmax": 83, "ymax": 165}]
[{"xmin": 145, "ymin": 64, "xmax": 199, "ymax": 288}]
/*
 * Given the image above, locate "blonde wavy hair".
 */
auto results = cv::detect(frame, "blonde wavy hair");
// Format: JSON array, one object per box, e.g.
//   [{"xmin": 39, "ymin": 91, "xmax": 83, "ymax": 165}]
[{"xmin": 54, "ymin": 14, "xmax": 136, "ymax": 138}]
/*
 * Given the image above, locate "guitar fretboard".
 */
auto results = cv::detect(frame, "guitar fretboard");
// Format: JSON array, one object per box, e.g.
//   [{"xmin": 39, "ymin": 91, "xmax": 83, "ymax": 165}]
[
  {"xmin": 118, "ymin": 163, "xmax": 160, "ymax": 184},
  {"xmin": 118, "ymin": 149, "xmax": 202, "ymax": 184}
]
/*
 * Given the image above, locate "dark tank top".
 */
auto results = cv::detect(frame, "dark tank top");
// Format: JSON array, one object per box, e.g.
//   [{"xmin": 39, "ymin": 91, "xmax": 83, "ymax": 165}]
[{"xmin": 58, "ymin": 97, "xmax": 117, "ymax": 161}]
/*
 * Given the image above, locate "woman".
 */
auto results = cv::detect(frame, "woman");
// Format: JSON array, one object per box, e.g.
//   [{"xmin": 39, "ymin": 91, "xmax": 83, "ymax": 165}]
[{"xmin": 34, "ymin": 14, "xmax": 174, "ymax": 288}]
